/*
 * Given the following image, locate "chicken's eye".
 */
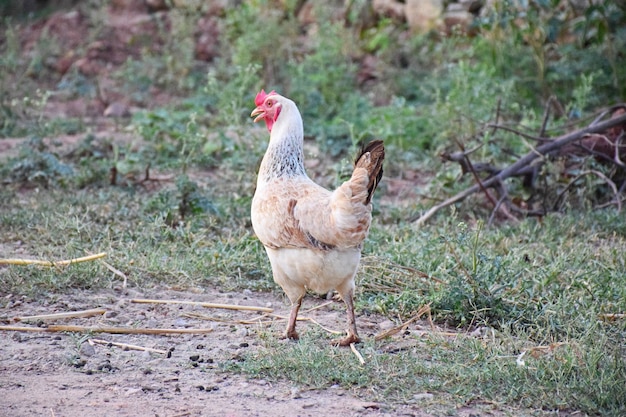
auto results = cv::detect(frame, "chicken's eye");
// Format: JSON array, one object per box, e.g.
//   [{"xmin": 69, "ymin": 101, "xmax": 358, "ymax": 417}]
[{"xmin": 267, "ymin": 100, "xmax": 273, "ymax": 107}]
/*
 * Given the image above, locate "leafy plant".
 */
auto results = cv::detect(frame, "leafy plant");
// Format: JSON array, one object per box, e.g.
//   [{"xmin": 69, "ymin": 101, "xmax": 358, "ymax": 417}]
[{"xmin": 4, "ymin": 137, "xmax": 74, "ymax": 187}]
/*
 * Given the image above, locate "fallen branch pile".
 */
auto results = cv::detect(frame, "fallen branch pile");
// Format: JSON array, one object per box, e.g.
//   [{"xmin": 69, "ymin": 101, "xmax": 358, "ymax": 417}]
[{"xmin": 414, "ymin": 104, "xmax": 626, "ymax": 225}]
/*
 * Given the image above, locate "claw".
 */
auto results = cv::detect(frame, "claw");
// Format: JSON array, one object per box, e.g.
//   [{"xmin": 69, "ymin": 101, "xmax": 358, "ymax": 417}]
[{"xmin": 331, "ymin": 333, "xmax": 361, "ymax": 347}]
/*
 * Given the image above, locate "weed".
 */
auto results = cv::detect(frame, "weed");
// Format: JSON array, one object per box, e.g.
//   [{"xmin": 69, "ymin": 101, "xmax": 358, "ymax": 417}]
[{"xmin": 4, "ymin": 137, "xmax": 74, "ymax": 187}]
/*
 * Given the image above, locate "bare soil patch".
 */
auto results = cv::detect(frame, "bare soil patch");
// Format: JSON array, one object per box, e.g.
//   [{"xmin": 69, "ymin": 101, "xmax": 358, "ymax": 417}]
[{"xmin": 0, "ymin": 287, "xmax": 457, "ymax": 417}]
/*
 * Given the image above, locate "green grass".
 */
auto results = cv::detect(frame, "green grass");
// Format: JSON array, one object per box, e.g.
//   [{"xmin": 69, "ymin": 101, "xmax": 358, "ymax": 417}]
[
  {"xmin": 223, "ymin": 213, "xmax": 626, "ymax": 416},
  {"xmin": 1, "ymin": 182, "xmax": 624, "ymax": 415},
  {"xmin": 227, "ymin": 327, "xmax": 625, "ymax": 415}
]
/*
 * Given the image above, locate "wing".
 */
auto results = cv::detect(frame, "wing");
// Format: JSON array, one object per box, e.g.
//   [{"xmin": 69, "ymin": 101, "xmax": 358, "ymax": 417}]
[{"xmin": 251, "ymin": 176, "xmax": 372, "ymax": 251}]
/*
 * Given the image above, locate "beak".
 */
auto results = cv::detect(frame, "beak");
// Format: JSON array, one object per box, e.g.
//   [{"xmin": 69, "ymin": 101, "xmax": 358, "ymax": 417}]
[{"xmin": 251, "ymin": 106, "xmax": 264, "ymax": 123}]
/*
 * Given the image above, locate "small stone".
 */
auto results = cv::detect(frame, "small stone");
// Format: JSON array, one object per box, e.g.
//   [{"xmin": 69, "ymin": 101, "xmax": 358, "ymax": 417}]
[
  {"xmin": 125, "ymin": 387, "xmax": 142, "ymax": 396},
  {"xmin": 290, "ymin": 387, "xmax": 302, "ymax": 399},
  {"xmin": 97, "ymin": 360, "xmax": 114, "ymax": 372},
  {"xmin": 79, "ymin": 342, "xmax": 96, "ymax": 357},
  {"xmin": 174, "ymin": 318, "xmax": 189, "ymax": 328}
]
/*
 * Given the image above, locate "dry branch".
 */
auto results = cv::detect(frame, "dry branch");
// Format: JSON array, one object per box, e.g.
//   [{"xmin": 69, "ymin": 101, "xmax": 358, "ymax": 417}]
[
  {"xmin": 268, "ymin": 313, "xmax": 343, "ymax": 334},
  {"xmin": 0, "ymin": 252, "xmax": 107, "ymax": 267},
  {"xmin": 181, "ymin": 312, "xmax": 274, "ymax": 325},
  {"xmin": 599, "ymin": 313, "xmax": 626, "ymax": 321},
  {"xmin": 0, "ymin": 324, "xmax": 213, "ymax": 334},
  {"xmin": 350, "ymin": 342, "xmax": 366, "ymax": 365},
  {"xmin": 414, "ymin": 109, "xmax": 626, "ymax": 225},
  {"xmin": 13, "ymin": 308, "xmax": 106, "ymax": 323},
  {"xmin": 374, "ymin": 304, "xmax": 432, "ymax": 341},
  {"xmin": 100, "ymin": 260, "xmax": 128, "ymax": 288},
  {"xmin": 89, "ymin": 338, "xmax": 169, "ymax": 355},
  {"xmin": 130, "ymin": 298, "xmax": 273, "ymax": 313}
]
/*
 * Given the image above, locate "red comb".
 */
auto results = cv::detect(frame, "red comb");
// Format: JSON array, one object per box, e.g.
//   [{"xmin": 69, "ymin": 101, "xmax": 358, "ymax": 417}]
[{"xmin": 255, "ymin": 89, "xmax": 277, "ymax": 106}]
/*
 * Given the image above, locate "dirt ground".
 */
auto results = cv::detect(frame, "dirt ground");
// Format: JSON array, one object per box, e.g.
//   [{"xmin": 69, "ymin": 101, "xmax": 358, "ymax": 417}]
[{"xmin": 0, "ymin": 287, "xmax": 466, "ymax": 417}]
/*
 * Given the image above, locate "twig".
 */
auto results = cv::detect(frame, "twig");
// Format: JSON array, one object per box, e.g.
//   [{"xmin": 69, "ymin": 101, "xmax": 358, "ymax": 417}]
[
  {"xmin": 130, "ymin": 298, "xmax": 273, "ymax": 313},
  {"xmin": 539, "ymin": 96, "xmax": 556, "ymax": 137},
  {"xmin": 350, "ymin": 342, "xmax": 365, "ymax": 365},
  {"xmin": 303, "ymin": 301, "xmax": 334, "ymax": 313},
  {"xmin": 590, "ymin": 104, "xmax": 626, "ymax": 126},
  {"xmin": 414, "ymin": 110, "xmax": 626, "ymax": 225},
  {"xmin": 268, "ymin": 313, "xmax": 343, "ymax": 334},
  {"xmin": 181, "ymin": 312, "xmax": 274, "ymax": 325},
  {"xmin": 0, "ymin": 252, "xmax": 107, "ymax": 267},
  {"xmin": 553, "ymin": 170, "xmax": 621, "ymax": 213},
  {"xmin": 486, "ymin": 124, "xmax": 548, "ymax": 142},
  {"xmin": 374, "ymin": 304, "xmax": 432, "ymax": 341},
  {"xmin": 182, "ymin": 309, "xmax": 342, "ymax": 334},
  {"xmin": 13, "ymin": 308, "xmax": 106, "ymax": 323},
  {"xmin": 488, "ymin": 182, "xmax": 511, "ymax": 226},
  {"xmin": 491, "ymin": 97, "xmax": 502, "ymax": 136},
  {"xmin": 89, "ymin": 338, "xmax": 168, "ymax": 355},
  {"xmin": 100, "ymin": 260, "xmax": 128, "ymax": 288},
  {"xmin": 598, "ymin": 313, "xmax": 626, "ymax": 321},
  {"xmin": 0, "ymin": 325, "xmax": 213, "ymax": 334},
  {"xmin": 452, "ymin": 137, "xmax": 499, "ymax": 211}
]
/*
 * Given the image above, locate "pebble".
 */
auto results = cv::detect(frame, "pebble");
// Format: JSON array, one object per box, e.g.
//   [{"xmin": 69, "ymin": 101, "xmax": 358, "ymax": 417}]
[
  {"xmin": 125, "ymin": 387, "xmax": 142, "ymax": 396},
  {"xmin": 79, "ymin": 342, "xmax": 96, "ymax": 357},
  {"xmin": 378, "ymin": 319, "xmax": 396, "ymax": 330},
  {"xmin": 174, "ymin": 318, "xmax": 189, "ymax": 328},
  {"xmin": 290, "ymin": 387, "xmax": 302, "ymax": 399},
  {"xmin": 104, "ymin": 311, "xmax": 118, "ymax": 319}
]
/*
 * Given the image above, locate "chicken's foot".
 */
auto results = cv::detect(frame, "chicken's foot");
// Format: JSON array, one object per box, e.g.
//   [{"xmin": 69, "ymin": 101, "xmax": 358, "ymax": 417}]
[
  {"xmin": 333, "ymin": 291, "xmax": 361, "ymax": 347},
  {"xmin": 284, "ymin": 296, "xmax": 303, "ymax": 340}
]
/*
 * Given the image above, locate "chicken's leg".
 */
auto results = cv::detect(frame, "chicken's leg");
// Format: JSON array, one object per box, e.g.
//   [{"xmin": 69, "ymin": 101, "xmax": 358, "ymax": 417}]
[
  {"xmin": 335, "ymin": 286, "xmax": 361, "ymax": 346},
  {"xmin": 285, "ymin": 295, "xmax": 303, "ymax": 340}
]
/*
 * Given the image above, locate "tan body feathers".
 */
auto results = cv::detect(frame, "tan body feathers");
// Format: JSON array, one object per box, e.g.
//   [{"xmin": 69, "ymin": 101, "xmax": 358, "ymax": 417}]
[{"xmin": 250, "ymin": 91, "xmax": 384, "ymax": 345}]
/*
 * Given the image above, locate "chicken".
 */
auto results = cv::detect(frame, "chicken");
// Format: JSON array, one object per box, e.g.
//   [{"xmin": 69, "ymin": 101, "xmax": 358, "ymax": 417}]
[{"xmin": 250, "ymin": 89, "xmax": 384, "ymax": 346}]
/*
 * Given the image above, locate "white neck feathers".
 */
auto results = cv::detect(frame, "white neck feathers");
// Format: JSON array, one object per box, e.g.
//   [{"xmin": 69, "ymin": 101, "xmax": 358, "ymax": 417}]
[{"xmin": 258, "ymin": 99, "xmax": 307, "ymax": 181}]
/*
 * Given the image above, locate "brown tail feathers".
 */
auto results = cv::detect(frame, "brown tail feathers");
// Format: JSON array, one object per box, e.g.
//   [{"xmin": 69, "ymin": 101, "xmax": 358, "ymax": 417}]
[{"xmin": 354, "ymin": 140, "xmax": 385, "ymax": 205}]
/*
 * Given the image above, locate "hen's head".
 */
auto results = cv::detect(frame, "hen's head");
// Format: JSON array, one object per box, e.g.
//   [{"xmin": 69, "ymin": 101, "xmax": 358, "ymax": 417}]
[{"xmin": 251, "ymin": 89, "xmax": 281, "ymax": 132}]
